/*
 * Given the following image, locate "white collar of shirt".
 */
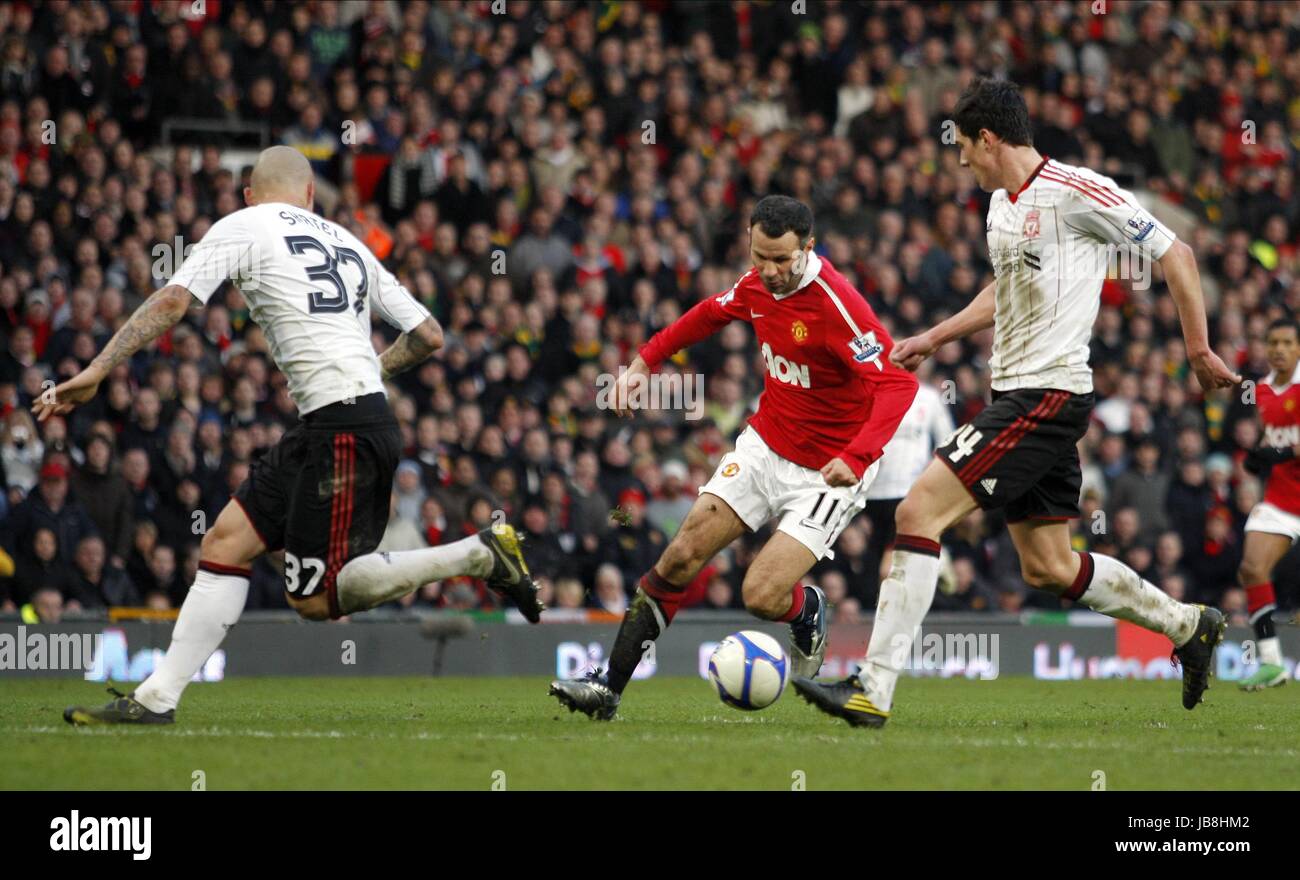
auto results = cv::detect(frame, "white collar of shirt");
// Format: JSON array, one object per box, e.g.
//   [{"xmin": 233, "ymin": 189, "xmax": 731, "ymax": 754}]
[
  {"xmin": 773, "ymin": 251, "xmax": 822, "ymax": 300},
  {"xmin": 1264, "ymin": 360, "xmax": 1300, "ymax": 390}
]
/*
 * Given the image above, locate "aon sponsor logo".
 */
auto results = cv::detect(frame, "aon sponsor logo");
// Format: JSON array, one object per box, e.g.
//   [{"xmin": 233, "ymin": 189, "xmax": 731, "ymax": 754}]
[
  {"xmin": 1263, "ymin": 424, "xmax": 1300, "ymax": 447},
  {"xmin": 762, "ymin": 342, "xmax": 811, "ymax": 388}
]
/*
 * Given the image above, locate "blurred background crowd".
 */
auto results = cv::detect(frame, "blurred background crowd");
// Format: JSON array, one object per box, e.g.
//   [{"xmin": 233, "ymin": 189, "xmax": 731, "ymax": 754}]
[{"xmin": 1, "ymin": 0, "xmax": 1298, "ymax": 626}]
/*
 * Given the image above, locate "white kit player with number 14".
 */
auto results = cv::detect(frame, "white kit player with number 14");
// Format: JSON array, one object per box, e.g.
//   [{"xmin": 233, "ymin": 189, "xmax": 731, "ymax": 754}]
[{"xmin": 793, "ymin": 79, "xmax": 1242, "ymax": 728}]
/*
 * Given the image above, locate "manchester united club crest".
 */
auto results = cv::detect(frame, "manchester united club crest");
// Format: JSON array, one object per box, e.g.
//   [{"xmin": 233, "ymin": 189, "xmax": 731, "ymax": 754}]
[
  {"xmin": 721, "ymin": 462, "xmax": 740, "ymax": 477},
  {"xmin": 791, "ymin": 320, "xmax": 809, "ymax": 344},
  {"xmin": 1286, "ymin": 398, "xmax": 1296, "ymax": 412},
  {"xmin": 1022, "ymin": 209, "xmax": 1041, "ymax": 239}
]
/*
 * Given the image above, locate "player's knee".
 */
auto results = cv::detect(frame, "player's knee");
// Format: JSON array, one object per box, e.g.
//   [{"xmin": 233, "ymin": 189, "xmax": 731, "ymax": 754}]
[
  {"xmin": 1020, "ymin": 559, "xmax": 1073, "ymax": 592},
  {"xmin": 199, "ymin": 522, "xmax": 237, "ymax": 565},
  {"xmin": 893, "ymin": 494, "xmax": 932, "ymax": 538},
  {"xmin": 1238, "ymin": 558, "xmax": 1268, "ymax": 587},
  {"xmin": 200, "ymin": 504, "xmax": 261, "ymax": 568},
  {"xmin": 741, "ymin": 587, "xmax": 786, "ymax": 620},
  {"xmin": 287, "ymin": 593, "xmax": 331, "ymax": 621}
]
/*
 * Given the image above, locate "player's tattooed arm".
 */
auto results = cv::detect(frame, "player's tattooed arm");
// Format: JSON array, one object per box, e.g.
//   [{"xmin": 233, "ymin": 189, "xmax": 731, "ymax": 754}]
[
  {"xmin": 32, "ymin": 284, "xmax": 193, "ymax": 421},
  {"xmin": 379, "ymin": 317, "xmax": 445, "ymax": 380},
  {"xmin": 90, "ymin": 285, "xmax": 194, "ymax": 377}
]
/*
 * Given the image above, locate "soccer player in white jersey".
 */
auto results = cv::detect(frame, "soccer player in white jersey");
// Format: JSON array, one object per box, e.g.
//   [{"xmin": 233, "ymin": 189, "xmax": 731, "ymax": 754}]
[
  {"xmin": 794, "ymin": 79, "xmax": 1242, "ymax": 727},
  {"xmin": 36, "ymin": 147, "xmax": 543, "ymax": 725},
  {"xmin": 862, "ymin": 370, "xmax": 955, "ymax": 579}
]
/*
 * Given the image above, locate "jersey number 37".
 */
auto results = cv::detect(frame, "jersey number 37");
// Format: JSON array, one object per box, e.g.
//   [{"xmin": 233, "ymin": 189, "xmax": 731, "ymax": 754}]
[{"xmin": 285, "ymin": 235, "xmax": 369, "ymax": 315}]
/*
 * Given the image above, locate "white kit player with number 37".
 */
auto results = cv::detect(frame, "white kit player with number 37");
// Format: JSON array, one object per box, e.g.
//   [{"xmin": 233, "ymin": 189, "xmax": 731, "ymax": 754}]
[{"xmin": 40, "ymin": 147, "xmax": 543, "ymax": 726}]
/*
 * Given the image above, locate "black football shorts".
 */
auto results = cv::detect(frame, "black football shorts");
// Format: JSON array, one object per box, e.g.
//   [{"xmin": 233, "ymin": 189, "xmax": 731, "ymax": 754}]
[
  {"xmin": 934, "ymin": 388, "xmax": 1094, "ymax": 522},
  {"xmin": 234, "ymin": 393, "xmax": 401, "ymax": 614}
]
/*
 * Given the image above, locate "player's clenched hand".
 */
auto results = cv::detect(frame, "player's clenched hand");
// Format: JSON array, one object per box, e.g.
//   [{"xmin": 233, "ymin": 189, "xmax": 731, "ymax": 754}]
[
  {"xmin": 1188, "ymin": 349, "xmax": 1241, "ymax": 392},
  {"xmin": 889, "ymin": 333, "xmax": 936, "ymax": 372},
  {"xmin": 610, "ymin": 356, "xmax": 651, "ymax": 418},
  {"xmin": 820, "ymin": 457, "xmax": 857, "ymax": 487},
  {"xmin": 31, "ymin": 367, "xmax": 104, "ymax": 422}
]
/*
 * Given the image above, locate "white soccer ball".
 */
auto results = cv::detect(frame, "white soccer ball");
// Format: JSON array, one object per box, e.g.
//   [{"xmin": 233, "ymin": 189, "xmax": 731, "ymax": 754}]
[{"xmin": 708, "ymin": 630, "xmax": 791, "ymax": 711}]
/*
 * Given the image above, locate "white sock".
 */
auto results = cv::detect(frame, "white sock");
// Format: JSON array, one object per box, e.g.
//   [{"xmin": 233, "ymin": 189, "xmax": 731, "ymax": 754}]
[
  {"xmin": 857, "ymin": 542, "xmax": 940, "ymax": 712},
  {"xmin": 1080, "ymin": 553, "xmax": 1198, "ymax": 646},
  {"xmin": 1258, "ymin": 636, "xmax": 1283, "ymax": 667},
  {"xmin": 335, "ymin": 535, "xmax": 493, "ymax": 614},
  {"xmin": 135, "ymin": 568, "xmax": 249, "ymax": 713}
]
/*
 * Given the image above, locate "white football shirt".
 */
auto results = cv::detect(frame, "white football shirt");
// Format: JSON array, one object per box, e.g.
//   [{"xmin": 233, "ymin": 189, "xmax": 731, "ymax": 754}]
[
  {"xmin": 984, "ymin": 158, "xmax": 1176, "ymax": 394},
  {"xmin": 170, "ymin": 203, "xmax": 431, "ymax": 414},
  {"xmin": 865, "ymin": 382, "xmax": 955, "ymax": 500}
]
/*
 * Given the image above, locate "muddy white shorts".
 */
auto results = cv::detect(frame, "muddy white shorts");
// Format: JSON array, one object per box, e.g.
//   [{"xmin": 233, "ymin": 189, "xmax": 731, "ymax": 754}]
[
  {"xmin": 1244, "ymin": 501, "xmax": 1300, "ymax": 544},
  {"xmin": 700, "ymin": 426, "xmax": 880, "ymax": 560}
]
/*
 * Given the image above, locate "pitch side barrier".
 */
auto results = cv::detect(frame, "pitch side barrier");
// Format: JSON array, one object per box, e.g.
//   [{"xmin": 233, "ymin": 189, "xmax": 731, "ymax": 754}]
[{"xmin": 1, "ymin": 610, "xmax": 1294, "ymax": 682}]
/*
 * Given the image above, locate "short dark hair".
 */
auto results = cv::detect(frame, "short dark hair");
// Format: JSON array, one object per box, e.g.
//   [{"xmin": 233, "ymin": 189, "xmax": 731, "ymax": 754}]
[
  {"xmin": 953, "ymin": 78, "xmax": 1034, "ymax": 147},
  {"xmin": 1266, "ymin": 316, "xmax": 1299, "ymax": 338},
  {"xmin": 749, "ymin": 195, "xmax": 813, "ymax": 245}
]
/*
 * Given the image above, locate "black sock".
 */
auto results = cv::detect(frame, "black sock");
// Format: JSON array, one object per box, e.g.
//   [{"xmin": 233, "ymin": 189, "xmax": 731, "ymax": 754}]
[
  {"xmin": 606, "ymin": 590, "xmax": 664, "ymax": 693},
  {"xmin": 795, "ymin": 587, "xmax": 816, "ymax": 621},
  {"xmin": 1253, "ymin": 608, "xmax": 1276, "ymax": 641},
  {"xmin": 798, "ymin": 585, "xmax": 820, "ymax": 624}
]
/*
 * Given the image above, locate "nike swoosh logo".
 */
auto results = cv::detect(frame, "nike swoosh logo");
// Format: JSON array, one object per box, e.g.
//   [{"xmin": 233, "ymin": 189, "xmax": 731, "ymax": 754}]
[{"xmin": 750, "ymin": 311, "xmax": 765, "ymax": 318}]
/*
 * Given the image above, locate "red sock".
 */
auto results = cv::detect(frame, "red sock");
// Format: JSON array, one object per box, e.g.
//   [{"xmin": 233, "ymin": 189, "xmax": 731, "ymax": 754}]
[
  {"xmin": 1245, "ymin": 582, "xmax": 1276, "ymax": 615},
  {"xmin": 1063, "ymin": 552, "xmax": 1095, "ymax": 602},
  {"xmin": 893, "ymin": 534, "xmax": 941, "ymax": 557},
  {"xmin": 640, "ymin": 568, "xmax": 686, "ymax": 624},
  {"xmin": 777, "ymin": 583, "xmax": 806, "ymax": 622}
]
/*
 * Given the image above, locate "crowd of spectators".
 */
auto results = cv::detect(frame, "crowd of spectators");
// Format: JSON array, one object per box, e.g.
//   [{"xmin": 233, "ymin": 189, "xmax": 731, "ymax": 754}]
[{"xmin": 2, "ymin": 0, "xmax": 1299, "ymax": 627}]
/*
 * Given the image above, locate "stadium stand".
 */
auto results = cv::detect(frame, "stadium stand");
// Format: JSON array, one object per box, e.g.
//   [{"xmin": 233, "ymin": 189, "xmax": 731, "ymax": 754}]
[{"xmin": 1, "ymin": 0, "xmax": 1297, "ymax": 628}]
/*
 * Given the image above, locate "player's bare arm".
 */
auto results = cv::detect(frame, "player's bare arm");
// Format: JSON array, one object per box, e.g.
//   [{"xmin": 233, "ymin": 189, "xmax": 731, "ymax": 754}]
[
  {"xmin": 1158, "ymin": 239, "xmax": 1241, "ymax": 391},
  {"xmin": 31, "ymin": 283, "xmax": 193, "ymax": 421},
  {"xmin": 608, "ymin": 354, "xmax": 651, "ymax": 418},
  {"xmin": 379, "ymin": 316, "xmax": 445, "ymax": 380},
  {"xmin": 891, "ymin": 281, "xmax": 995, "ymax": 371},
  {"xmin": 613, "ymin": 227, "xmax": 815, "ymax": 420}
]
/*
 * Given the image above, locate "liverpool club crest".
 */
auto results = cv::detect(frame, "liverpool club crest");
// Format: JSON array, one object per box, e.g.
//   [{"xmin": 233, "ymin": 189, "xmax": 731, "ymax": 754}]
[{"xmin": 1022, "ymin": 209, "xmax": 1041, "ymax": 239}]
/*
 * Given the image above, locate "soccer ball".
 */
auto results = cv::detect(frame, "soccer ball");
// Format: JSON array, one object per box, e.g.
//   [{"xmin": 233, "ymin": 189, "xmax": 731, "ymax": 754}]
[{"xmin": 707, "ymin": 630, "xmax": 791, "ymax": 711}]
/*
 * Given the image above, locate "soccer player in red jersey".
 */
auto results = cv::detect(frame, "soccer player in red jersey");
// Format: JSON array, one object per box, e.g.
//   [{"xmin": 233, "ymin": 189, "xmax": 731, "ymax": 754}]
[
  {"xmin": 1238, "ymin": 317, "xmax": 1300, "ymax": 690},
  {"xmin": 550, "ymin": 195, "xmax": 918, "ymax": 719}
]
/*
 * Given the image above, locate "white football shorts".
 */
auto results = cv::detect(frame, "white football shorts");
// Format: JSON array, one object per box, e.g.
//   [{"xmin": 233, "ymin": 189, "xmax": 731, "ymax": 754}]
[
  {"xmin": 699, "ymin": 426, "xmax": 880, "ymax": 560},
  {"xmin": 1244, "ymin": 501, "xmax": 1300, "ymax": 544}
]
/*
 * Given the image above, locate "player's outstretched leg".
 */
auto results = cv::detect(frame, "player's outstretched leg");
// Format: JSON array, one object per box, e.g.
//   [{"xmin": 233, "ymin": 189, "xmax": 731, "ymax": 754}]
[
  {"xmin": 549, "ymin": 568, "xmax": 677, "ymax": 720},
  {"xmin": 550, "ymin": 492, "xmax": 746, "ymax": 719},
  {"xmin": 1018, "ymin": 519, "xmax": 1224, "ymax": 710},
  {"xmin": 1239, "ymin": 579, "xmax": 1289, "ymax": 691},
  {"xmin": 796, "ymin": 458, "xmax": 974, "ymax": 727},
  {"xmin": 1065, "ymin": 551, "xmax": 1223, "ymax": 708},
  {"xmin": 333, "ymin": 523, "xmax": 543, "ymax": 622},
  {"xmin": 65, "ymin": 503, "xmax": 260, "ymax": 726},
  {"xmin": 740, "ymin": 533, "xmax": 829, "ymax": 678},
  {"xmin": 786, "ymin": 583, "xmax": 829, "ymax": 677},
  {"xmin": 792, "ymin": 534, "xmax": 940, "ymax": 727},
  {"xmin": 1237, "ymin": 529, "xmax": 1293, "ymax": 691}
]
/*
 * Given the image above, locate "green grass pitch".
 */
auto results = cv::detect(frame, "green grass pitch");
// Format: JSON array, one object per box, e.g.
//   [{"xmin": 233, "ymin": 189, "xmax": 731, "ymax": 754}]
[{"xmin": 1, "ymin": 676, "xmax": 1296, "ymax": 790}]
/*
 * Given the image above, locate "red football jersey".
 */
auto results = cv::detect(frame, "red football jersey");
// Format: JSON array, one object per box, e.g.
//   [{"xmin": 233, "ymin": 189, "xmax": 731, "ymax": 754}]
[
  {"xmin": 639, "ymin": 254, "xmax": 918, "ymax": 478},
  {"xmin": 1259, "ymin": 362, "xmax": 1300, "ymax": 515}
]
